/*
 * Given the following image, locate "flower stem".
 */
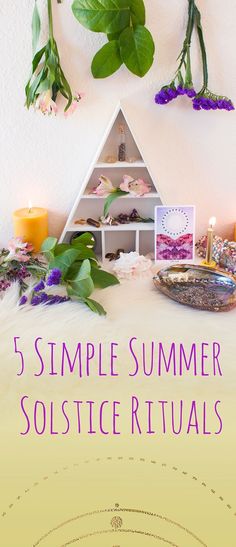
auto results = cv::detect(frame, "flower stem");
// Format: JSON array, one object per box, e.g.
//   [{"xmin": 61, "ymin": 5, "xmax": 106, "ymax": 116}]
[
  {"xmin": 177, "ymin": 0, "xmax": 195, "ymax": 73},
  {"xmin": 47, "ymin": 0, "xmax": 54, "ymax": 41},
  {"xmin": 194, "ymin": 4, "xmax": 208, "ymax": 89}
]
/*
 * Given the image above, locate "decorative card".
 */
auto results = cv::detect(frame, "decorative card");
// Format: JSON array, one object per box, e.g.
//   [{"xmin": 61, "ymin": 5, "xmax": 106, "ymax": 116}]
[{"xmin": 155, "ymin": 205, "xmax": 195, "ymax": 261}]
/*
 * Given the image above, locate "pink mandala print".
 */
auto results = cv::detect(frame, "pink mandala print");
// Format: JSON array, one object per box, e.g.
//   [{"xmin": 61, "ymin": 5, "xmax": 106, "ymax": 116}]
[{"xmin": 156, "ymin": 233, "xmax": 194, "ymax": 260}]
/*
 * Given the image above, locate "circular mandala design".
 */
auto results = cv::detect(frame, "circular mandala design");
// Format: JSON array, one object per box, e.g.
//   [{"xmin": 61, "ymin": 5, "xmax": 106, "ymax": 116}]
[{"xmin": 161, "ymin": 208, "xmax": 189, "ymax": 237}]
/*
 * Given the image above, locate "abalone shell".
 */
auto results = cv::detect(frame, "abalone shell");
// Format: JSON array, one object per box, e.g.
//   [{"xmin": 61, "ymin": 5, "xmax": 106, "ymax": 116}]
[{"xmin": 153, "ymin": 264, "xmax": 236, "ymax": 311}]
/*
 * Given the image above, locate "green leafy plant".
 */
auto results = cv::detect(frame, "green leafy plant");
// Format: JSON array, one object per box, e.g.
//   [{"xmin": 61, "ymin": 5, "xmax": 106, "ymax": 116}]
[
  {"xmin": 41, "ymin": 233, "xmax": 119, "ymax": 315},
  {"xmin": 72, "ymin": 0, "xmax": 155, "ymax": 78},
  {"xmin": 26, "ymin": 0, "xmax": 77, "ymax": 114}
]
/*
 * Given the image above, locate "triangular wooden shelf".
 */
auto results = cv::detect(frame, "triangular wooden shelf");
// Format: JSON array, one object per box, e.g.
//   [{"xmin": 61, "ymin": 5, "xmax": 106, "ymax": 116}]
[{"xmin": 60, "ymin": 103, "xmax": 163, "ymax": 260}]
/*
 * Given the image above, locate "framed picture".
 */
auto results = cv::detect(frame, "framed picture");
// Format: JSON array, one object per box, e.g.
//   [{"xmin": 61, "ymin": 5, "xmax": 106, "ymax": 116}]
[{"xmin": 155, "ymin": 205, "xmax": 195, "ymax": 262}]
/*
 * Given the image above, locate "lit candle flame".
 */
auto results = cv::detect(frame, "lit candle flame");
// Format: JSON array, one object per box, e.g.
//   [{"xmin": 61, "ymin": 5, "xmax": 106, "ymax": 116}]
[
  {"xmin": 209, "ymin": 216, "xmax": 216, "ymax": 228},
  {"xmin": 28, "ymin": 200, "xmax": 33, "ymax": 213}
]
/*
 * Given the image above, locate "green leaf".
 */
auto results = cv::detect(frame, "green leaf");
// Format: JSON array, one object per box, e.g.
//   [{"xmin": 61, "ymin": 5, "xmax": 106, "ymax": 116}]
[
  {"xmin": 40, "ymin": 237, "xmax": 58, "ymax": 263},
  {"xmin": 66, "ymin": 261, "xmax": 83, "ymax": 280},
  {"xmin": 26, "ymin": 68, "xmax": 44, "ymax": 107},
  {"xmin": 54, "ymin": 243, "xmax": 72, "ymax": 255},
  {"xmin": 107, "ymin": 31, "xmax": 121, "ymax": 41},
  {"xmin": 58, "ymin": 66, "xmax": 73, "ymax": 110},
  {"xmin": 68, "ymin": 243, "xmax": 97, "ymax": 262},
  {"xmin": 41, "ymin": 237, "xmax": 58, "ymax": 253},
  {"xmin": 36, "ymin": 76, "xmax": 50, "ymax": 94},
  {"xmin": 72, "ymin": 0, "xmax": 130, "ymax": 34},
  {"xmin": 129, "ymin": 0, "xmax": 145, "ymax": 26},
  {"xmin": 71, "ymin": 232, "xmax": 96, "ymax": 249},
  {"xmin": 32, "ymin": 46, "xmax": 46, "ymax": 73},
  {"xmin": 91, "ymin": 266, "xmax": 119, "ymax": 288},
  {"xmin": 103, "ymin": 189, "xmax": 127, "ymax": 217},
  {"xmin": 83, "ymin": 297, "xmax": 106, "ymax": 315},
  {"xmin": 76, "ymin": 258, "xmax": 91, "ymax": 281},
  {"xmin": 68, "ymin": 259, "xmax": 94, "ymax": 298},
  {"xmin": 69, "ymin": 279, "xmax": 94, "ymax": 298},
  {"xmin": 92, "ymin": 40, "xmax": 122, "ymax": 78},
  {"xmin": 49, "ymin": 249, "xmax": 80, "ymax": 277},
  {"xmin": 119, "ymin": 25, "xmax": 155, "ymax": 77},
  {"xmin": 32, "ymin": 1, "xmax": 41, "ymax": 54}
]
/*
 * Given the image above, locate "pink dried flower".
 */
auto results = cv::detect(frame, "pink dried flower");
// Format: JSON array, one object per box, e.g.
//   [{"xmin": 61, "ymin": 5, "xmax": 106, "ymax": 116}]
[
  {"xmin": 7, "ymin": 238, "xmax": 33, "ymax": 262},
  {"xmin": 35, "ymin": 90, "xmax": 58, "ymax": 116},
  {"xmin": 92, "ymin": 175, "xmax": 116, "ymax": 197},
  {"xmin": 64, "ymin": 91, "xmax": 84, "ymax": 118},
  {"xmin": 120, "ymin": 175, "xmax": 151, "ymax": 196}
]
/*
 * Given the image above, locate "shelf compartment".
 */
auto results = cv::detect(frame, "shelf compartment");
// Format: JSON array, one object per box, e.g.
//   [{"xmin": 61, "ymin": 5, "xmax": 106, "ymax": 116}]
[
  {"xmin": 68, "ymin": 222, "xmax": 155, "ymax": 232},
  {"xmin": 85, "ymin": 166, "xmax": 155, "ymax": 195},
  {"xmin": 95, "ymin": 161, "xmax": 145, "ymax": 168},
  {"xmin": 81, "ymin": 192, "xmax": 159, "ymax": 199},
  {"xmin": 105, "ymin": 230, "xmax": 136, "ymax": 258},
  {"xmin": 97, "ymin": 110, "xmax": 141, "ymax": 164}
]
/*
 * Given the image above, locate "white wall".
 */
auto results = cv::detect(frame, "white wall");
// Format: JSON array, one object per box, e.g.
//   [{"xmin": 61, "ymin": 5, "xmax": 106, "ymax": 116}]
[{"xmin": 0, "ymin": 0, "xmax": 235, "ymax": 246}]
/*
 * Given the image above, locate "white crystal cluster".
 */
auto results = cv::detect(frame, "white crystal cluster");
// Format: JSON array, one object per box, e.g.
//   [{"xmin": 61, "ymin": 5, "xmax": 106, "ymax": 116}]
[{"xmin": 113, "ymin": 252, "xmax": 152, "ymax": 280}]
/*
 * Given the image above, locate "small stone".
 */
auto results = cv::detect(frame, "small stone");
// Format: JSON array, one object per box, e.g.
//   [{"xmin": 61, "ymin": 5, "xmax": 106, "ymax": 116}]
[
  {"xmin": 74, "ymin": 218, "xmax": 87, "ymax": 225},
  {"xmin": 87, "ymin": 218, "xmax": 100, "ymax": 228}
]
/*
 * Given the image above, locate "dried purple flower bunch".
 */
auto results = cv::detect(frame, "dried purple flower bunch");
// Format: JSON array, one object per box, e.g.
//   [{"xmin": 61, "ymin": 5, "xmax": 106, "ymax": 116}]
[
  {"xmin": 0, "ymin": 238, "xmax": 47, "ymax": 296},
  {"xmin": 0, "ymin": 235, "xmax": 119, "ymax": 315},
  {"xmin": 155, "ymin": 0, "xmax": 234, "ymax": 112},
  {"xmin": 22, "ymin": 268, "xmax": 70, "ymax": 307}
]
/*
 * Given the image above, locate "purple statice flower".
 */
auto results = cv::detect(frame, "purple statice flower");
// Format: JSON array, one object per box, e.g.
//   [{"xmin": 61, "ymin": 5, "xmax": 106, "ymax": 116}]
[
  {"xmin": 185, "ymin": 88, "xmax": 196, "ymax": 98},
  {"xmin": 177, "ymin": 84, "xmax": 185, "ymax": 95},
  {"xmin": 155, "ymin": 83, "xmax": 196, "ymax": 106},
  {"xmin": 17, "ymin": 266, "xmax": 30, "ymax": 280},
  {"xmin": 0, "ymin": 279, "xmax": 11, "ymax": 292},
  {"xmin": 31, "ymin": 294, "xmax": 42, "ymax": 306},
  {"xmin": 177, "ymin": 85, "xmax": 196, "ymax": 98},
  {"xmin": 45, "ymin": 295, "xmax": 70, "ymax": 306},
  {"xmin": 46, "ymin": 268, "xmax": 62, "ymax": 286},
  {"xmin": 217, "ymin": 98, "xmax": 234, "ymax": 111},
  {"xmin": 19, "ymin": 295, "xmax": 28, "ymax": 306},
  {"xmin": 193, "ymin": 92, "xmax": 234, "ymax": 111},
  {"xmin": 155, "ymin": 85, "xmax": 178, "ymax": 105},
  {"xmin": 33, "ymin": 279, "xmax": 45, "ymax": 292},
  {"xmin": 31, "ymin": 291, "xmax": 70, "ymax": 306}
]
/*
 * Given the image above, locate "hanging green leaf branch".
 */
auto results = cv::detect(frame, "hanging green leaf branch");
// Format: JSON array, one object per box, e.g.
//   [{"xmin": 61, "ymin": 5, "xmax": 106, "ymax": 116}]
[
  {"xmin": 26, "ymin": 0, "xmax": 83, "ymax": 115},
  {"xmin": 155, "ymin": 0, "xmax": 234, "ymax": 111},
  {"xmin": 72, "ymin": 0, "xmax": 155, "ymax": 78}
]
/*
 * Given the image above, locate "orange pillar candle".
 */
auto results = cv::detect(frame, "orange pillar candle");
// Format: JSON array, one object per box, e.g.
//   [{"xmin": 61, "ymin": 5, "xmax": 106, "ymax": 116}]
[{"xmin": 13, "ymin": 204, "xmax": 48, "ymax": 253}]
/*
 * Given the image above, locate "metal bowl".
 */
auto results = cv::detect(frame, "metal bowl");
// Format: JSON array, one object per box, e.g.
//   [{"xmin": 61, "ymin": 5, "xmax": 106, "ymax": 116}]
[{"xmin": 153, "ymin": 264, "xmax": 236, "ymax": 312}]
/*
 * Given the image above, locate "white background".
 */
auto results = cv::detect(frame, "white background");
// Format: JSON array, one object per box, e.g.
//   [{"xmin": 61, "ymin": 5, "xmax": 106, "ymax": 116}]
[{"xmin": 0, "ymin": 0, "xmax": 235, "ymax": 245}]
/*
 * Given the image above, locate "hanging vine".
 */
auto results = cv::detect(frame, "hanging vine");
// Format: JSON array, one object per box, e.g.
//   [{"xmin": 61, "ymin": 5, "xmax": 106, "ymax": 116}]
[{"xmin": 155, "ymin": 0, "xmax": 234, "ymax": 111}]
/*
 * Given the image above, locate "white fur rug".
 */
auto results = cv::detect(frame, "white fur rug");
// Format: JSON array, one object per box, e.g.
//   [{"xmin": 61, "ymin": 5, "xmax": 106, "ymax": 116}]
[
  {"xmin": 0, "ymin": 277, "xmax": 235, "ymax": 349},
  {"xmin": 0, "ymin": 277, "xmax": 235, "ymax": 386}
]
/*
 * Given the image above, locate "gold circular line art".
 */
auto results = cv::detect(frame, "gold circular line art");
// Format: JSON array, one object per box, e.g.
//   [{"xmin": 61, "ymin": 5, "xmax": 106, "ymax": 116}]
[
  {"xmin": 2, "ymin": 456, "xmax": 235, "ymax": 522},
  {"xmin": 33, "ymin": 506, "xmax": 207, "ymax": 547},
  {"xmin": 59, "ymin": 528, "xmax": 180, "ymax": 546}
]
